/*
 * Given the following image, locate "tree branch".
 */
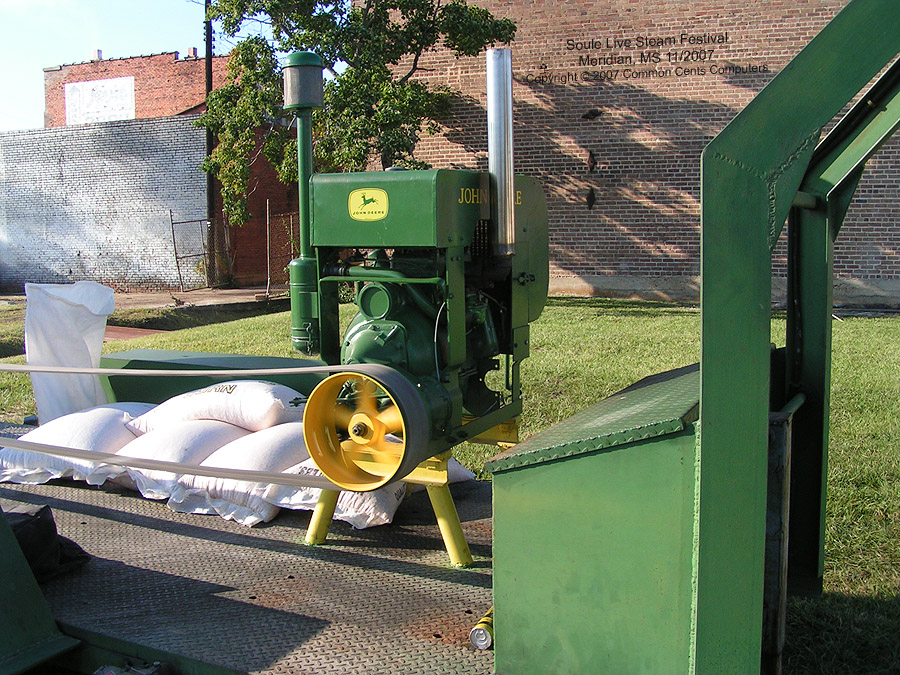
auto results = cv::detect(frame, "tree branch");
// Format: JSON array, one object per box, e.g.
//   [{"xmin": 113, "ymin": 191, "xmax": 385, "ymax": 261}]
[{"xmin": 398, "ymin": 0, "xmax": 441, "ymax": 83}]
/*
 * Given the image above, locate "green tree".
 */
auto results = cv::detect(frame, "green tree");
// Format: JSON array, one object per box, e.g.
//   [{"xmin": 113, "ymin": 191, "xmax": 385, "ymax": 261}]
[{"xmin": 199, "ymin": 0, "xmax": 515, "ymax": 226}]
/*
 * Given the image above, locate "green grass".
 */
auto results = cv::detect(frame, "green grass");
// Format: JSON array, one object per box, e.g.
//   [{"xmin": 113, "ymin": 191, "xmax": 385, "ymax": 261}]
[
  {"xmin": 106, "ymin": 300, "xmax": 291, "ymax": 331},
  {"xmin": 779, "ymin": 316, "xmax": 900, "ymax": 673},
  {"xmin": 1, "ymin": 297, "xmax": 898, "ymax": 671},
  {"xmin": 826, "ymin": 317, "xmax": 900, "ymax": 595},
  {"xmin": 0, "ymin": 300, "xmax": 290, "ymax": 359},
  {"xmin": 524, "ymin": 297, "xmax": 701, "ymax": 428},
  {"xmin": 0, "ymin": 303, "xmax": 26, "ymax": 359}
]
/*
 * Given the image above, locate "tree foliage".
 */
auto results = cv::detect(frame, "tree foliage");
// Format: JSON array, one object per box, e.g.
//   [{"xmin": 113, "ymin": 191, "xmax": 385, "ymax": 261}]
[{"xmin": 199, "ymin": 0, "xmax": 515, "ymax": 225}]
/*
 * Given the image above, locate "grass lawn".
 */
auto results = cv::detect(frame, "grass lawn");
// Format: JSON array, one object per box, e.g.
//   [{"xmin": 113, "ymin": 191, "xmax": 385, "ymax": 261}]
[{"xmin": 1, "ymin": 296, "xmax": 898, "ymax": 672}]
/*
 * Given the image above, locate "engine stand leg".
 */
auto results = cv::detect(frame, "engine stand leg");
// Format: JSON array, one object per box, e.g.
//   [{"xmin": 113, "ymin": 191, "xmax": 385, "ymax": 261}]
[
  {"xmin": 306, "ymin": 489, "xmax": 340, "ymax": 545},
  {"xmin": 426, "ymin": 484, "xmax": 473, "ymax": 567}
]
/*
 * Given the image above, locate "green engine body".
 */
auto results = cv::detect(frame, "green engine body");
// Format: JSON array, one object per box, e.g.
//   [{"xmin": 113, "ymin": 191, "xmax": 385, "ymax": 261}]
[{"xmin": 290, "ymin": 168, "xmax": 548, "ymax": 454}]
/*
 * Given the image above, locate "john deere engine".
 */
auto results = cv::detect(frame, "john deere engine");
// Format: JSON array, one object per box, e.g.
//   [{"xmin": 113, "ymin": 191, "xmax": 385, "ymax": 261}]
[{"xmin": 289, "ymin": 50, "xmax": 548, "ymax": 492}]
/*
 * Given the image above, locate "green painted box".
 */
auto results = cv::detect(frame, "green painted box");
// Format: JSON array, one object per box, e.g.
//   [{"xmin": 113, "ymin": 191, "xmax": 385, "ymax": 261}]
[{"xmin": 487, "ymin": 365, "xmax": 700, "ymax": 674}]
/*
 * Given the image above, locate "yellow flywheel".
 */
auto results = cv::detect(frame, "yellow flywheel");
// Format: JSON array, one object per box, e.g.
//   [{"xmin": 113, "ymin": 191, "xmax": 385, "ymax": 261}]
[{"xmin": 303, "ymin": 364, "xmax": 430, "ymax": 491}]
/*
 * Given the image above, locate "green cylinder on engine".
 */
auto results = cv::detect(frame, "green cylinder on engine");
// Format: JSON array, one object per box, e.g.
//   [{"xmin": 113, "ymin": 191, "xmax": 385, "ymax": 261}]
[
  {"xmin": 342, "ymin": 281, "xmax": 441, "ymax": 378},
  {"xmin": 288, "ymin": 256, "xmax": 320, "ymax": 355}
]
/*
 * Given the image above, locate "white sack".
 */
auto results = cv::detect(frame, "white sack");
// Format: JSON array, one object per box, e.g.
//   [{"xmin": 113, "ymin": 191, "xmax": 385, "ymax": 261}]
[
  {"xmin": 264, "ymin": 460, "xmax": 408, "ymax": 529},
  {"xmin": 102, "ymin": 402, "xmax": 158, "ymax": 418},
  {"xmin": 128, "ymin": 380, "xmax": 306, "ymax": 434},
  {"xmin": 25, "ymin": 281, "xmax": 115, "ymax": 422},
  {"xmin": 447, "ymin": 457, "xmax": 476, "ymax": 483},
  {"xmin": 0, "ymin": 403, "xmax": 148, "ymax": 485},
  {"xmin": 169, "ymin": 421, "xmax": 309, "ymax": 526},
  {"xmin": 115, "ymin": 419, "xmax": 249, "ymax": 499}
]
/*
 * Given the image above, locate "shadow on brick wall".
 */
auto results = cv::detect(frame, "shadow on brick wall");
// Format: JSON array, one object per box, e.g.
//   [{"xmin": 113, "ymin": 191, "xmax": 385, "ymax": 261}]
[{"xmin": 439, "ymin": 73, "xmax": 775, "ymax": 282}]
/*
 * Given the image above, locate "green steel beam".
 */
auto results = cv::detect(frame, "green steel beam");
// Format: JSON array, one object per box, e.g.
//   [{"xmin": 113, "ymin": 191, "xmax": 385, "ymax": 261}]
[
  {"xmin": 803, "ymin": 56, "xmax": 900, "ymax": 209},
  {"xmin": 53, "ymin": 622, "xmax": 245, "ymax": 675},
  {"xmin": 784, "ymin": 201, "xmax": 835, "ymax": 595},
  {"xmin": 699, "ymin": 0, "xmax": 900, "ymax": 670},
  {"xmin": 786, "ymin": 55, "xmax": 900, "ymax": 594},
  {"xmin": 0, "ymin": 505, "xmax": 80, "ymax": 674}
]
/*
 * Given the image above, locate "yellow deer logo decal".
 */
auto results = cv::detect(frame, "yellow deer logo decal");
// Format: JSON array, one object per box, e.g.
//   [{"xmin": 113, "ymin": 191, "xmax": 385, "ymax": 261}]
[{"xmin": 348, "ymin": 188, "xmax": 389, "ymax": 221}]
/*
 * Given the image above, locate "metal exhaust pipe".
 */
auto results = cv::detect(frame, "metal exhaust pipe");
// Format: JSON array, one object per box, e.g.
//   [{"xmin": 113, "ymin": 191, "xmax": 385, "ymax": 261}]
[{"xmin": 486, "ymin": 48, "xmax": 516, "ymax": 257}]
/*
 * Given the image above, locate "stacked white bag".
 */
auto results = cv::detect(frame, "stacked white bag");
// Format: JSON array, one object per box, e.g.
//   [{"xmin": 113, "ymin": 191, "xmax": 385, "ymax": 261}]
[
  {"xmin": 115, "ymin": 419, "xmax": 251, "ymax": 499},
  {"xmin": 169, "ymin": 421, "xmax": 309, "ymax": 526},
  {"xmin": 126, "ymin": 380, "xmax": 307, "ymax": 434},
  {"xmin": 117, "ymin": 380, "xmax": 311, "ymax": 523},
  {"xmin": 265, "ymin": 457, "xmax": 410, "ymax": 529},
  {"xmin": 0, "ymin": 379, "xmax": 458, "ymax": 529},
  {"xmin": 0, "ymin": 403, "xmax": 153, "ymax": 484}
]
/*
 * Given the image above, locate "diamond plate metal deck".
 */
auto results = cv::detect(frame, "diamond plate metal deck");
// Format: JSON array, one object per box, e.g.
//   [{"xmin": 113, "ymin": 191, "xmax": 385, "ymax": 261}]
[
  {"xmin": 0, "ymin": 422, "xmax": 36, "ymax": 439},
  {"xmin": 0, "ymin": 477, "xmax": 494, "ymax": 674}
]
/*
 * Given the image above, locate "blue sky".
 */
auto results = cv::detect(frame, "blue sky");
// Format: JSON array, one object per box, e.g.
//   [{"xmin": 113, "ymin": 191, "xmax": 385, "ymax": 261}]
[{"xmin": 0, "ymin": 0, "xmax": 255, "ymax": 132}]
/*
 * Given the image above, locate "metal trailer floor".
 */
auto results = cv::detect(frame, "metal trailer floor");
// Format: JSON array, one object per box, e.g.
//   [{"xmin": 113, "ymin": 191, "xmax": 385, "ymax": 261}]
[{"xmin": 0, "ymin": 467, "xmax": 494, "ymax": 674}]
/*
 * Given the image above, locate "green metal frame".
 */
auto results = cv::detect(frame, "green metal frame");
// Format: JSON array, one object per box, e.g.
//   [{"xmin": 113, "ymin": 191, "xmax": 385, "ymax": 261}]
[
  {"xmin": 487, "ymin": 365, "xmax": 701, "ymax": 673},
  {"xmin": 699, "ymin": 0, "xmax": 900, "ymax": 669},
  {"xmin": 787, "ymin": 51, "xmax": 900, "ymax": 596},
  {"xmin": 0, "ymin": 504, "xmax": 79, "ymax": 674},
  {"xmin": 1, "ymin": 503, "xmax": 245, "ymax": 674}
]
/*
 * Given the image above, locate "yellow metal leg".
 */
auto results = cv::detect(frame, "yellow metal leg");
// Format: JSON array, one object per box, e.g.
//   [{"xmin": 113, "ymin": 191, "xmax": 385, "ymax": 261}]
[
  {"xmin": 305, "ymin": 489, "xmax": 340, "ymax": 545},
  {"xmin": 426, "ymin": 484, "xmax": 473, "ymax": 568}
]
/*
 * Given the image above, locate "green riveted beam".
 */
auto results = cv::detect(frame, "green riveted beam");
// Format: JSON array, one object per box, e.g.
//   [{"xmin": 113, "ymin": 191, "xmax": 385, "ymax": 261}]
[
  {"xmin": 803, "ymin": 57, "xmax": 900, "ymax": 211},
  {"xmin": 0, "ymin": 504, "xmax": 80, "ymax": 673},
  {"xmin": 783, "ymin": 198, "xmax": 835, "ymax": 597},
  {"xmin": 698, "ymin": 0, "xmax": 900, "ymax": 670},
  {"xmin": 50, "ymin": 622, "xmax": 245, "ymax": 675},
  {"xmin": 786, "ymin": 53, "xmax": 900, "ymax": 595}
]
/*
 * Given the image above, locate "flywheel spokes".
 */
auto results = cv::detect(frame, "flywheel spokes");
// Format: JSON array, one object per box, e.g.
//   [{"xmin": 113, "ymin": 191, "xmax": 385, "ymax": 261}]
[{"xmin": 303, "ymin": 366, "xmax": 429, "ymax": 491}]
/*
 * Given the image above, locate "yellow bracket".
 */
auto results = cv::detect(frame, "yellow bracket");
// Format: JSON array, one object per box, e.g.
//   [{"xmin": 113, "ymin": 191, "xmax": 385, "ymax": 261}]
[
  {"xmin": 403, "ymin": 451, "xmax": 473, "ymax": 567},
  {"xmin": 303, "ymin": 451, "xmax": 474, "ymax": 568},
  {"xmin": 402, "ymin": 450, "xmax": 451, "ymax": 486},
  {"xmin": 465, "ymin": 416, "xmax": 519, "ymax": 449},
  {"xmin": 424, "ymin": 482, "xmax": 473, "ymax": 568}
]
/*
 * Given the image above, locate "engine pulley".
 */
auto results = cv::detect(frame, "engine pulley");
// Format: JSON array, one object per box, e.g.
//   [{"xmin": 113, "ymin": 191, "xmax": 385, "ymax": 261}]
[{"xmin": 302, "ymin": 364, "xmax": 430, "ymax": 491}]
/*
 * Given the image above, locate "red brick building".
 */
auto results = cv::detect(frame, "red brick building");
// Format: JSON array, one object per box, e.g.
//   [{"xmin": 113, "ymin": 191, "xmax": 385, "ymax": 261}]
[
  {"xmin": 43, "ymin": 50, "xmax": 230, "ymax": 127},
  {"xmin": 41, "ymin": 50, "xmax": 296, "ymax": 287},
  {"xmin": 411, "ymin": 0, "xmax": 900, "ymax": 303}
]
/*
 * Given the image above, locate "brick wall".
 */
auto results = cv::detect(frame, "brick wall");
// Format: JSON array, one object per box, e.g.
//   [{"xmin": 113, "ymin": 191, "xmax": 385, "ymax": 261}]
[
  {"xmin": 0, "ymin": 115, "xmax": 294, "ymax": 291},
  {"xmin": 44, "ymin": 52, "xmax": 230, "ymax": 128},
  {"xmin": 409, "ymin": 0, "xmax": 900, "ymax": 298},
  {"xmin": 0, "ymin": 116, "xmax": 209, "ymax": 290},
  {"xmin": 39, "ymin": 51, "xmax": 294, "ymax": 288},
  {"xmin": 227, "ymin": 128, "xmax": 300, "ymax": 287}
]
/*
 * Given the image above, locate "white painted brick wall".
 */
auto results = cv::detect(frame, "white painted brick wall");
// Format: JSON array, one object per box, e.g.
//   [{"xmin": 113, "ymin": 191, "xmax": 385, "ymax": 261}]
[{"xmin": 0, "ymin": 115, "xmax": 208, "ymax": 291}]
